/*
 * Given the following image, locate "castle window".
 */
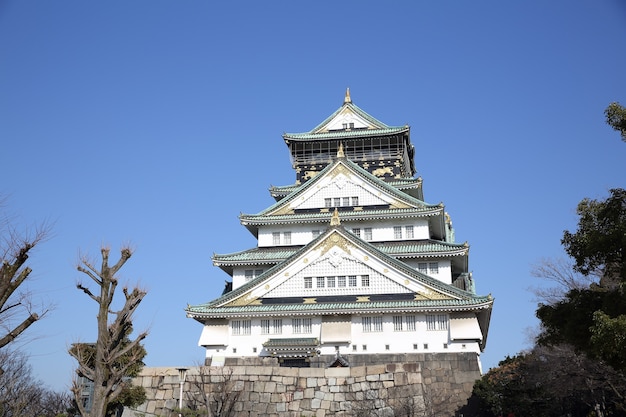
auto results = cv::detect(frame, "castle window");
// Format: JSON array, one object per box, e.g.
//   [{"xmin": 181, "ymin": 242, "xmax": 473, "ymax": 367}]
[
  {"xmin": 362, "ymin": 344, "xmax": 367, "ymax": 351},
  {"xmin": 338, "ymin": 276, "xmax": 346, "ymax": 287},
  {"xmin": 413, "ymin": 343, "xmax": 418, "ymax": 350},
  {"xmin": 406, "ymin": 315, "xmax": 416, "ymax": 331},
  {"xmin": 334, "ymin": 197, "xmax": 341, "ymax": 207},
  {"xmin": 304, "ymin": 277, "xmax": 312, "ymax": 289},
  {"xmin": 316, "ymin": 277, "xmax": 325, "ymax": 288},
  {"xmin": 393, "ymin": 315, "xmax": 416, "ymax": 331},
  {"xmin": 426, "ymin": 314, "xmax": 449, "ymax": 331},
  {"xmin": 348, "ymin": 275, "xmax": 357, "ymax": 287},
  {"xmin": 231, "ymin": 320, "xmax": 251, "ymax": 335},
  {"xmin": 364, "ymin": 227, "xmax": 372, "ymax": 241},
  {"xmin": 362, "ymin": 316, "xmax": 383, "ymax": 332},
  {"xmin": 393, "ymin": 226, "xmax": 402, "ymax": 239},
  {"xmin": 423, "ymin": 343, "xmax": 429, "ymax": 350},
  {"xmin": 262, "ymin": 319, "xmax": 282, "ymax": 335},
  {"xmin": 393, "ymin": 315, "xmax": 403, "ymax": 331},
  {"xmin": 245, "ymin": 269, "xmax": 264, "ymax": 282},
  {"xmin": 272, "ymin": 232, "xmax": 281, "ymax": 245},
  {"xmin": 283, "ymin": 231, "xmax": 291, "ymax": 245},
  {"xmin": 361, "ymin": 275, "xmax": 370, "ymax": 287},
  {"xmin": 273, "ymin": 319, "xmax": 283, "ymax": 334},
  {"xmin": 353, "ymin": 344, "xmax": 357, "ymax": 351},
  {"xmin": 343, "ymin": 197, "xmax": 350, "ymax": 206},
  {"xmin": 351, "ymin": 196, "xmax": 359, "ymax": 206},
  {"xmin": 352, "ymin": 228, "xmax": 361, "ymax": 238},
  {"xmin": 418, "ymin": 262, "xmax": 439, "ymax": 275},
  {"xmin": 385, "ymin": 344, "xmax": 390, "ymax": 351},
  {"xmin": 327, "ymin": 276, "xmax": 336, "ymax": 288},
  {"xmin": 325, "ymin": 198, "xmax": 332, "ymax": 208},
  {"xmin": 444, "ymin": 343, "xmax": 448, "ymax": 349},
  {"xmin": 405, "ymin": 225, "xmax": 414, "ymax": 239},
  {"xmin": 293, "ymin": 318, "xmax": 312, "ymax": 334}
]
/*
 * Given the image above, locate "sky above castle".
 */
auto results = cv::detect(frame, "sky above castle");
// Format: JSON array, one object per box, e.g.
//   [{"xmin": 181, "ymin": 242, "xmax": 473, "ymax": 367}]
[{"xmin": 1, "ymin": 1, "xmax": 625, "ymax": 390}]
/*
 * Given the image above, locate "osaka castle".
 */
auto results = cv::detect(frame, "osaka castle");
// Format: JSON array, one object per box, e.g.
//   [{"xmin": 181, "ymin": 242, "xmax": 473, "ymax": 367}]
[{"xmin": 186, "ymin": 90, "xmax": 493, "ymax": 369}]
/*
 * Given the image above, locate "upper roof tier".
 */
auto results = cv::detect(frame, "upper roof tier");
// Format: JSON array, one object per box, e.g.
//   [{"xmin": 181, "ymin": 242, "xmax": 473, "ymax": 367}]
[{"xmin": 282, "ymin": 89, "xmax": 416, "ymax": 184}]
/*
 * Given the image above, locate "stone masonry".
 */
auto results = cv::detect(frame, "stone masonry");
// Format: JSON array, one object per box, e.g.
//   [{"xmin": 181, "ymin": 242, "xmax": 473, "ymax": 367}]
[{"xmin": 126, "ymin": 353, "xmax": 481, "ymax": 417}]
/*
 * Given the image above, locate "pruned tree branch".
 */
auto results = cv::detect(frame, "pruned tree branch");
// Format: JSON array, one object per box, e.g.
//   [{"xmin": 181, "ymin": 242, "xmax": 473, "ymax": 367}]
[
  {"xmin": 70, "ymin": 246, "xmax": 148, "ymax": 417},
  {"xmin": 0, "ymin": 207, "xmax": 51, "ymax": 351}
]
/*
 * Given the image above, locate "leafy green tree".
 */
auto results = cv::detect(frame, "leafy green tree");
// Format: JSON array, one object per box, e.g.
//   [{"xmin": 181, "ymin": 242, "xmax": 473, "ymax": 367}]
[
  {"xmin": 561, "ymin": 188, "xmax": 626, "ymax": 281},
  {"xmin": 605, "ymin": 102, "xmax": 626, "ymax": 142},
  {"xmin": 69, "ymin": 247, "xmax": 148, "ymax": 417},
  {"xmin": 537, "ymin": 188, "xmax": 626, "ymax": 374}
]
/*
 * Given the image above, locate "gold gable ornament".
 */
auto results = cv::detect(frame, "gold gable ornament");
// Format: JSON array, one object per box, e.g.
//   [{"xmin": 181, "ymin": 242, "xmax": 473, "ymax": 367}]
[
  {"xmin": 330, "ymin": 208, "xmax": 341, "ymax": 226},
  {"xmin": 337, "ymin": 143, "xmax": 345, "ymax": 158}
]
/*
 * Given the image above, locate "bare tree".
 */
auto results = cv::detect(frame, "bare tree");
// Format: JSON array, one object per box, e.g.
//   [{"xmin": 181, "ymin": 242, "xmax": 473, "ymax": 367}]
[
  {"xmin": 530, "ymin": 257, "xmax": 598, "ymax": 305},
  {"xmin": 0, "ymin": 207, "xmax": 50, "ymax": 360},
  {"xmin": 184, "ymin": 366, "xmax": 242, "ymax": 417},
  {"xmin": 0, "ymin": 349, "xmax": 72, "ymax": 417},
  {"xmin": 69, "ymin": 247, "xmax": 147, "ymax": 417}
]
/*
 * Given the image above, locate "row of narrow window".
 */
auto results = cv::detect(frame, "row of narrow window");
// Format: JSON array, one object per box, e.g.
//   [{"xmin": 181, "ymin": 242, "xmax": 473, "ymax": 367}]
[
  {"xmin": 361, "ymin": 314, "xmax": 449, "ymax": 332},
  {"xmin": 247, "ymin": 264, "xmax": 437, "ymax": 282},
  {"xmin": 231, "ymin": 318, "xmax": 312, "ymax": 335},
  {"xmin": 304, "ymin": 275, "xmax": 369, "ymax": 289},
  {"xmin": 231, "ymin": 314, "xmax": 448, "ymax": 336},
  {"xmin": 272, "ymin": 224, "xmax": 417, "ymax": 245},
  {"xmin": 325, "ymin": 196, "xmax": 359, "ymax": 208}
]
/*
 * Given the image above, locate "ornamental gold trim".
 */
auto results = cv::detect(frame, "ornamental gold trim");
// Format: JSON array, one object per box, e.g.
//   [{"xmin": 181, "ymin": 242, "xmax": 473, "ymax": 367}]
[{"xmin": 315, "ymin": 232, "xmax": 352, "ymax": 257}]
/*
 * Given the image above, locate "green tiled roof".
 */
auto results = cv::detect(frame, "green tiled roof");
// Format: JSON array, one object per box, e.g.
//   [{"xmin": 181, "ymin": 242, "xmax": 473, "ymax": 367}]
[
  {"xmin": 283, "ymin": 101, "xmax": 407, "ymax": 142},
  {"xmin": 187, "ymin": 297, "xmax": 493, "ymax": 318},
  {"xmin": 283, "ymin": 126, "xmax": 408, "ymax": 141},
  {"xmin": 240, "ymin": 206, "xmax": 443, "ymax": 226},
  {"xmin": 213, "ymin": 240, "xmax": 467, "ymax": 265},
  {"xmin": 263, "ymin": 338, "xmax": 319, "ymax": 348}
]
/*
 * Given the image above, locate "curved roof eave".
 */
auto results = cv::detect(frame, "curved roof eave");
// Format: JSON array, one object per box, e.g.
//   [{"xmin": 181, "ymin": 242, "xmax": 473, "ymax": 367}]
[
  {"xmin": 187, "ymin": 298, "xmax": 494, "ymax": 319},
  {"xmin": 283, "ymin": 126, "xmax": 409, "ymax": 142}
]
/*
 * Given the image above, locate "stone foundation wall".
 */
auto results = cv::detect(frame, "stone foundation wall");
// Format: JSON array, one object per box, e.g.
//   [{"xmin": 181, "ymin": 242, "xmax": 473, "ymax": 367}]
[{"xmin": 126, "ymin": 353, "xmax": 480, "ymax": 417}]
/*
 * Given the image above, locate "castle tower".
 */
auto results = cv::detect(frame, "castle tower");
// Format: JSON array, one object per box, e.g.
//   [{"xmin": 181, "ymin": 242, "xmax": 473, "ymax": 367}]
[{"xmin": 186, "ymin": 91, "xmax": 493, "ymax": 369}]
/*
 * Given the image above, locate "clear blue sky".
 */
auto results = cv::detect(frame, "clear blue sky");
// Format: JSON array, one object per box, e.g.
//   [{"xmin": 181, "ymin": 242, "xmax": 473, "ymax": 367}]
[{"xmin": 1, "ymin": 1, "xmax": 625, "ymax": 391}]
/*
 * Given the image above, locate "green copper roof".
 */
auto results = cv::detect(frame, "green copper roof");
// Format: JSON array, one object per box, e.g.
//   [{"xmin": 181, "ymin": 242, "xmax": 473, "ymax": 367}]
[
  {"xmin": 283, "ymin": 100, "xmax": 408, "ymax": 141},
  {"xmin": 187, "ymin": 297, "xmax": 493, "ymax": 318},
  {"xmin": 283, "ymin": 126, "xmax": 408, "ymax": 141},
  {"xmin": 240, "ymin": 206, "xmax": 443, "ymax": 226},
  {"xmin": 213, "ymin": 240, "xmax": 468, "ymax": 265}
]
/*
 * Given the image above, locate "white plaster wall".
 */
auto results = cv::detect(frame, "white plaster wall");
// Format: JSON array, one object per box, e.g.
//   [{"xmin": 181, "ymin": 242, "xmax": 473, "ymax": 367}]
[{"xmin": 202, "ymin": 313, "xmax": 482, "ymax": 361}]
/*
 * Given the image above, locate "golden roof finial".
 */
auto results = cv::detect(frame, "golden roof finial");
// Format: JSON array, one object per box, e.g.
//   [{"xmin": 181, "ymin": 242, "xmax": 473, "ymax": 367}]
[
  {"xmin": 337, "ymin": 142, "xmax": 345, "ymax": 158},
  {"xmin": 330, "ymin": 208, "xmax": 341, "ymax": 226},
  {"xmin": 344, "ymin": 88, "xmax": 351, "ymax": 104}
]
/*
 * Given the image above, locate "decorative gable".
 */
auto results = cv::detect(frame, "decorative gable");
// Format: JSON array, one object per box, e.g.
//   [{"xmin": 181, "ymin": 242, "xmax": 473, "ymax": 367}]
[
  {"xmin": 311, "ymin": 89, "xmax": 389, "ymax": 133},
  {"xmin": 266, "ymin": 159, "xmax": 419, "ymax": 216},
  {"xmin": 218, "ymin": 227, "xmax": 460, "ymax": 309}
]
